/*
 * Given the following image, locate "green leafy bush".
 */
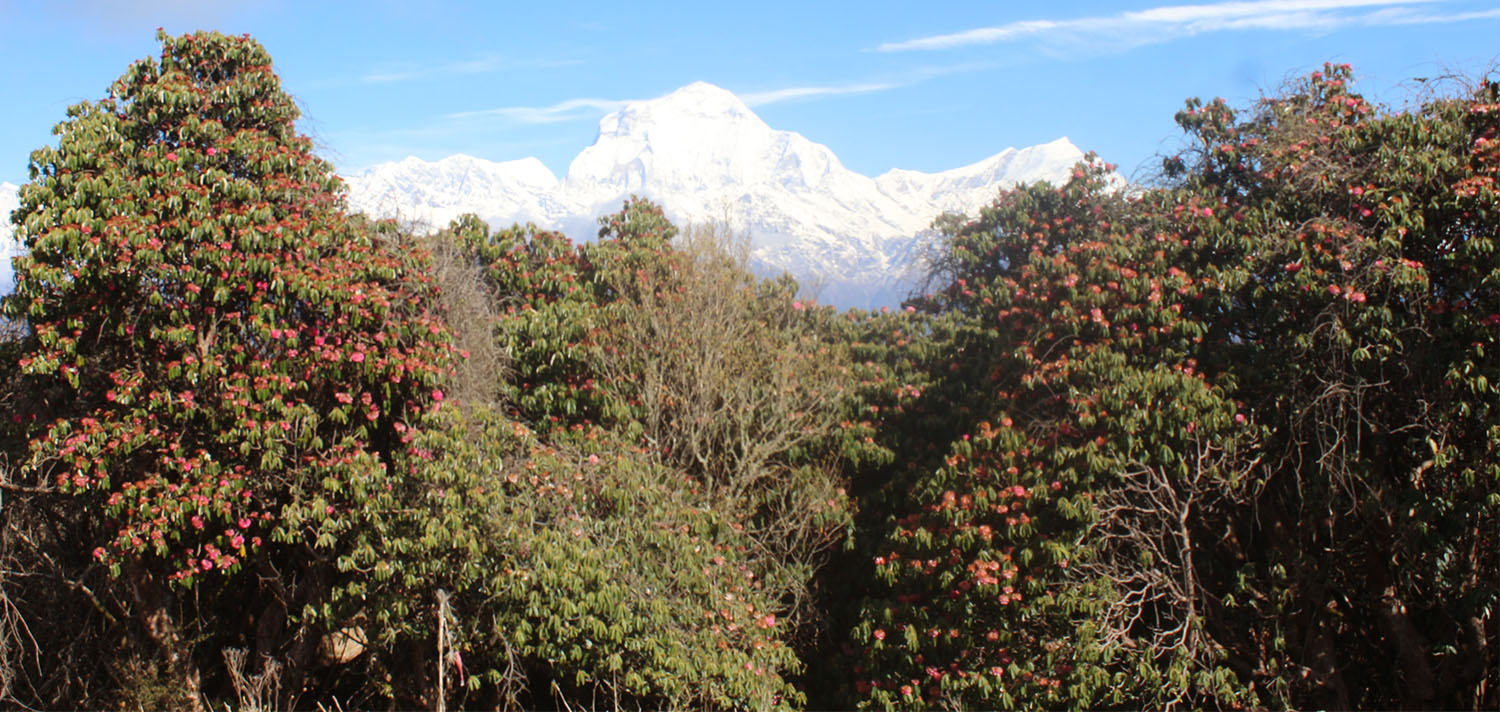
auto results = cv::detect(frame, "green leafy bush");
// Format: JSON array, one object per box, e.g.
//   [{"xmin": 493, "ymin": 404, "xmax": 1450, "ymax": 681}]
[
  {"xmin": 353, "ymin": 406, "xmax": 802, "ymax": 709},
  {"xmin": 1, "ymin": 31, "xmax": 1492, "ymax": 711},
  {"xmin": 829, "ymin": 65, "xmax": 1497, "ymax": 711},
  {"xmin": 2, "ymin": 30, "xmax": 453, "ymax": 708}
]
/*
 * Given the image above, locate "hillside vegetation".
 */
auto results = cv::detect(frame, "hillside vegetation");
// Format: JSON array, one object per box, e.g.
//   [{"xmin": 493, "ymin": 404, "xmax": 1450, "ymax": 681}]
[{"xmin": 0, "ymin": 31, "xmax": 1494, "ymax": 711}]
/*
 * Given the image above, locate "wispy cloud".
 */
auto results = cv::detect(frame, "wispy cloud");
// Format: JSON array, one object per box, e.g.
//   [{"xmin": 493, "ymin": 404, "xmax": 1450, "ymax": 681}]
[
  {"xmin": 449, "ymin": 79, "xmax": 913, "ymax": 123},
  {"xmin": 1362, "ymin": 5, "xmax": 1500, "ymax": 23},
  {"xmin": 877, "ymin": 0, "xmax": 1489, "ymax": 53},
  {"xmin": 358, "ymin": 55, "xmax": 582, "ymax": 85},
  {"xmin": 741, "ymin": 82, "xmax": 900, "ymax": 107},
  {"xmin": 447, "ymin": 97, "xmax": 634, "ymax": 123}
]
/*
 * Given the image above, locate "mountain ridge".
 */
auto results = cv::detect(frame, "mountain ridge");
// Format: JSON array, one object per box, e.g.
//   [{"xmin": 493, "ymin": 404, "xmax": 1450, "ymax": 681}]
[
  {"xmin": 0, "ymin": 85, "xmax": 1086, "ymax": 306},
  {"xmin": 344, "ymin": 83, "xmax": 1084, "ymax": 307}
]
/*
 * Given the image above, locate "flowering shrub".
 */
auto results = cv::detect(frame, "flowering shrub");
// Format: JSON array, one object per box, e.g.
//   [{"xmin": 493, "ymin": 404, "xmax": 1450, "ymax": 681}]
[
  {"xmin": 353, "ymin": 406, "xmax": 803, "ymax": 709},
  {"xmin": 423, "ymin": 203, "xmax": 855, "ymax": 708},
  {"xmin": 4, "ymin": 30, "xmax": 453, "ymax": 706},
  {"xmin": 829, "ymin": 65, "xmax": 1497, "ymax": 710},
  {"xmin": 1, "ymin": 35, "xmax": 1491, "ymax": 711},
  {"xmin": 836, "ymin": 160, "xmax": 1258, "ymax": 710}
]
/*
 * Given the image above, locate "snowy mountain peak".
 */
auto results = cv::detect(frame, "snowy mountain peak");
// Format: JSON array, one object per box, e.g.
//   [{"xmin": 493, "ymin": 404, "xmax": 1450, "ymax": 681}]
[
  {"xmin": 343, "ymin": 82, "xmax": 1089, "ymax": 307},
  {"xmin": 638, "ymin": 81, "xmax": 757, "ymax": 123},
  {"xmin": 597, "ymin": 81, "xmax": 760, "ymax": 138},
  {"xmin": 4, "ymin": 83, "xmax": 1089, "ymax": 306},
  {"xmin": 875, "ymin": 137, "xmax": 1084, "ymax": 211},
  {"xmin": 568, "ymin": 81, "xmax": 839, "ymax": 197}
]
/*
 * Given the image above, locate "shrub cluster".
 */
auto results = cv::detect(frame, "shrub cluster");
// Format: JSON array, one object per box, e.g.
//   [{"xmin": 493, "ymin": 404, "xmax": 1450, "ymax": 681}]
[{"xmin": 0, "ymin": 32, "xmax": 1493, "ymax": 711}]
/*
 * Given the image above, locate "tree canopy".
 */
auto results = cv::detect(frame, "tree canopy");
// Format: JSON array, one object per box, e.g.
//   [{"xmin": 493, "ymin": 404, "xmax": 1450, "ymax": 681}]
[
  {"xmin": 822, "ymin": 64, "xmax": 1497, "ymax": 710},
  {"xmin": 0, "ymin": 34, "xmax": 1493, "ymax": 711}
]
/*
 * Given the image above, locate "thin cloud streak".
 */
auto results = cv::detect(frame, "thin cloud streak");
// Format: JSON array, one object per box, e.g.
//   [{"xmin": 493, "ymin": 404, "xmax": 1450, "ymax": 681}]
[
  {"xmin": 741, "ymin": 82, "xmax": 900, "ymax": 107},
  {"xmin": 447, "ymin": 98, "xmax": 633, "ymax": 123},
  {"xmin": 1367, "ymin": 6, "xmax": 1500, "ymax": 23},
  {"xmin": 359, "ymin": 55, "xmax": 582, "ymax": 85},
  {"xmin": 877, "ymin": 0, "xmax": 1467, "ymax": 52},
  {"xmin": 450, "ymin": 80, "xmax": 912, "ymax": 124}
]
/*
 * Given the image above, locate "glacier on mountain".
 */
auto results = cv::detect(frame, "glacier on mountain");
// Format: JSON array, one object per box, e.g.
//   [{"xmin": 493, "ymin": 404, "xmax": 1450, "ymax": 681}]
[{"xmin": 344, "ymin": 82, "xmax": 1084, "ymax": 308}]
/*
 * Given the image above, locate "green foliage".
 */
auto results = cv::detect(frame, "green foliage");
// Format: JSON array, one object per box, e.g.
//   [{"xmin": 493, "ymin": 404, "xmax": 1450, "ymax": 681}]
[
  {"xmin": 8, "ymin": 27, "xmax": 452, "ymax": 584},
  {"xmin": 589, "ymin": 221, "xmax": 855, "ymax": 615},
  {"xmin": 405, "ymin": 203, "xmax": 864, "ymax": 710},
  {"xmin": 2, "ymin": 32, "xmax": 1492, "ymax": 712},
  {"xmin": 827, "ymin": 64, "xmax": 1497, "ymax": 711},
  {"xmin": 2, "ymin": 30, "xmax": 453, "ymax": 707},
  {"xmin": 831, "ymin": 160, "xmax": 1258, "ymax": 710},
  {"xmin": 1158, "ymin": 65, "xmax": 1499, "ymax": 709},
  {"xmin": 351, "ymin": 406, "xmax": 802, "ymax": 709},
  {"xmin": 447, "ymin": 214, "xmax": 615, "ymax": 429}
]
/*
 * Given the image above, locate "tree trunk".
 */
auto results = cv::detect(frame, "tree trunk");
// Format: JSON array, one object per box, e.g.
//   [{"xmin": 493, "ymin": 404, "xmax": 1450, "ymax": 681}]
[{"xmin": 128, "ymin": 562, "xmax": 203, "ymax": 712}]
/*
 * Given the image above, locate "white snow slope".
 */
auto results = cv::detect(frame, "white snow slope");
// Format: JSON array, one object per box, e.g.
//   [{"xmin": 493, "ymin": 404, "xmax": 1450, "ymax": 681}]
[
  {"xmin": 1, "ymin": 182, "xmax": 19, "ymax": 295},
  {"xmin": 345, "ymin": 82, "xmax": 1084, "ymax": 308},
  {"xmin": 0, "ymin": 84, "xmax": 1085, "ymax": 307}
]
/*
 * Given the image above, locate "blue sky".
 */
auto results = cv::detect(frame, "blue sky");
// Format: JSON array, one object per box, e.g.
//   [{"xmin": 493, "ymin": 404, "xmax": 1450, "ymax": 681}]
[{"xmin": 0, "ymin": 0, "xmax": 1495, "ymax": 187}]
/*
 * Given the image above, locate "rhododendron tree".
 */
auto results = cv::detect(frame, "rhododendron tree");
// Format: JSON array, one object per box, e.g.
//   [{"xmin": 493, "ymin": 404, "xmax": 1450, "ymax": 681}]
[
  {"xmin": 1162, "ymin": 64, "xmax": 1499, "ymax": 709},
  {"xmin": 446, "ymin": 213, "xmax": 616, "ymax": 430},
  {"xmin": 828, "ymin": 160, "xmax": 1258, "ymax": 711},
  {"xmin": 427, "ymin": 202, "xmax": 859, "ymax": 708},
  {"xmin": 825, "ymin": 64, "xmax": 1496, "ymax": 711},
  {"xmin": 1, "ymin": 30, "xmax": 1492, "ymax": 711},
  {"xmin": 347, "ymin": 404, "xmax": 805, "ymax": 710},
  {"xmin": 3, "ymin": 31, "xmax": 453, "ymax": 707}
]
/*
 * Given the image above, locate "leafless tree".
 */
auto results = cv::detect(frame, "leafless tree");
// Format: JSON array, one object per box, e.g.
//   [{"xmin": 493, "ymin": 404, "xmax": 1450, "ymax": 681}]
[{"xmin": 1074, "ymin": 428, "xmax": 1260, "ymax": 710}]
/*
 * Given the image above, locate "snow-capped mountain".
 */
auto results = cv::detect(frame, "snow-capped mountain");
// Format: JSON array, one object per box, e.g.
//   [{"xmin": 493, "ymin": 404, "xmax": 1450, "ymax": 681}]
[
  {"xmin": 346, "ymin": 154, "xmax": 561, "ymax": 230},
  {"xmin": 0, "ymin": 84, "xmax": 1084, "ymax": 305},
  {"xmin": 1, "ymin": 182, "xmax": 20, "ymax": 294},
  {"xmin": 345, "ymin": 82, "xmax": 1084, "ymax": 308}
]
